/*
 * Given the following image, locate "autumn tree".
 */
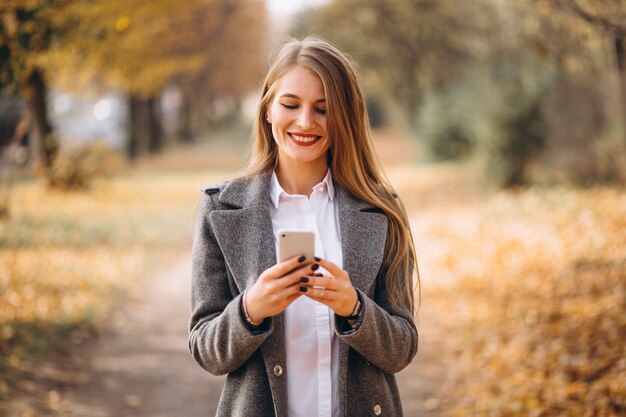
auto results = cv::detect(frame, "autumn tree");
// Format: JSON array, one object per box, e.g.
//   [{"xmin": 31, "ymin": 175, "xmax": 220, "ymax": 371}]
[
  {"xmin": 545, "ymin": 0, "xmax": 626, "ymax": 175},
  {"xmin": 301, "ymin": 0, "xmax": 493, "ymax": 125},
  {"xmin": 0, "ymin": 0, "xmax": 72, "ymax": 180},
  {"xmin": 302, "ymin": 0, "xmax": 622, "ymax": 185},
  {"xmin": 174, "ymin": 0, "xmax": 267, "ymax": 140},
  {"xmin": 39, "ymin": 0, "xmax": 266, "ymax": 159}
]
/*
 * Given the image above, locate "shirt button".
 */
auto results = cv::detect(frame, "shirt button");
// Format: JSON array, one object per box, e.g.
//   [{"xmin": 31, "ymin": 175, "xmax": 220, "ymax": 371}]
[
  {"xmin": 273, "ymin": 364, "xmax": 283, "ymax": 376},
  {"xmin": 373, "ymin": 404, "xmax": 382, "ymax": 415}
]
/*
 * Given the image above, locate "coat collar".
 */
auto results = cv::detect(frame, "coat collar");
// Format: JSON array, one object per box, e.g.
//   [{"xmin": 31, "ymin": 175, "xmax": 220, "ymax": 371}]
[
  {"xmin": 217, "ymin": 170, "xmax": 272, "ymax": 209},
  {"xmin": 218, "ymin": 169, "xmax": 377, "ymax": 212}
]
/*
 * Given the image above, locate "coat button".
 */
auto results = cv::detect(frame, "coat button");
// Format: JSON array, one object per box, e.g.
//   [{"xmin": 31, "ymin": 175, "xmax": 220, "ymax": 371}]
[
  {"xmin": 273, "ymin": 365, "xmax": 283, "ymax": 376},
  {"xmin": 373, "ymin": 404, "xmax": 382, "ymax": 415}
]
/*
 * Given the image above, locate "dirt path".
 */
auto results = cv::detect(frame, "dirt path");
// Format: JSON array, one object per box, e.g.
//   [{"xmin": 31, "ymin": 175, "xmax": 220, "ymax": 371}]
[
  {"xmin": 397, "ymin": 304, "xmax": 450, "ymax": 417},
  {"xmin": 57, "ymin": 254, "xmax": 225, "ymax": 417}
]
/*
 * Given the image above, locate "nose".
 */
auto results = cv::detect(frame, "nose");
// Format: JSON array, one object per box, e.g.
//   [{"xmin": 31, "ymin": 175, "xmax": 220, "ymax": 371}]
[{"xmin": 296, "ymin": 109, "xmax": 315, "ymax": 130}]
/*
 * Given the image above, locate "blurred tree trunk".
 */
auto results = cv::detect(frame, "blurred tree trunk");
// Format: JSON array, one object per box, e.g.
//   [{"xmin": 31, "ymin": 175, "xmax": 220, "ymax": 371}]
[
  {"xmin": 127, "ymin": 95, "xmax": 149, "ymax": 160},
  {"xmin": 177, "ymin": 90, "xmax": 194, "ymax": 143},
  {"xmin": 23, "ymin": 68, "xmax": 57, "ymax": 171},
  {"xmin": 127, "ymin": 94, "xmax": 164, "ymax": 159},
  {"xmin": 0, "ymin": 146, "xmax": 13, "ymax": 218},
  {"xmin": 614, "ymin": 34, "xmax": 626, "ymax": 152},
  {"xmin": 146, "ymin": 97, "xmax": 163, "ymax": 153},
  {"xmin": 0, "ymin": 96, "xmax": 27, "ymax": 218}
]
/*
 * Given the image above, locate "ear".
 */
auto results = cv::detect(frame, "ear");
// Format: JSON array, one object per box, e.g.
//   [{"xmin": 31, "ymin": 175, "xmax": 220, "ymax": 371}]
[{"xmin": 266, "ymin": 112, "xmax": 272, "ymax": 124}]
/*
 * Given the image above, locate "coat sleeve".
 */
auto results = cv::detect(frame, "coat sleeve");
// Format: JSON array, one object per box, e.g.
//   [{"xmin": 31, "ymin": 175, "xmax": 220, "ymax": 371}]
[
  {"xmin": 188, "ymin": 190, "xmax": 273, "ymax": 376},
  {"xmin": 334, "ymin": 265, "xmax": 418, "ymax": 374}
]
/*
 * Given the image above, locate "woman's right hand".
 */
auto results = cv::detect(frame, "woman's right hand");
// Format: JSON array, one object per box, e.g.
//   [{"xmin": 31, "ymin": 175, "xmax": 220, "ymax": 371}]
[{"xmin": 244, "ymin": 255, "xmax": 317, "ymax": 324}]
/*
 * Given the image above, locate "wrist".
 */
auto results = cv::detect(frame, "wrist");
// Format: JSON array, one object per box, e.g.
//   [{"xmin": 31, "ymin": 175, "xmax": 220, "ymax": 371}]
[
  {"xmin": 242, "ymin": 290, "xmax": 263, "ymax": 327},
  {"xmin": 339, "ymin": 291, "xmax": 363, "ymax": 320}
]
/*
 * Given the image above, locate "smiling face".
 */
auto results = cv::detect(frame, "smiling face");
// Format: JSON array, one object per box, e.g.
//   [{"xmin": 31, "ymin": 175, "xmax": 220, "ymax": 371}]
[{"xmin": 267, "ymin": 66, "xmax": 330, "ymax": 171}]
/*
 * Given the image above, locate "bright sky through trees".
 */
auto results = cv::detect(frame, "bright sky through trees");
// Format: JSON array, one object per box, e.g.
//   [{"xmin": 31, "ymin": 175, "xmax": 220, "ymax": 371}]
[{"xmin": 265, "ymin": 0, "xmax": 330, "ymax": 16}]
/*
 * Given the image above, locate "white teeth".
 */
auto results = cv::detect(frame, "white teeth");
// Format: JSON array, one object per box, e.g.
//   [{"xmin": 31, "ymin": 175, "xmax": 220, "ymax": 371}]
[{"xmin": 291, "ymin": 134, "xmax": 318, "ymax": 142}]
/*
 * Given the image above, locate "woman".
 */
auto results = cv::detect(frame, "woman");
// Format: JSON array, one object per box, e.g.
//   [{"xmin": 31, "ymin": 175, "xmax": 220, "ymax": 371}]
[{"xmin": 189, "ymin": 37, "xmax": 418, "ymax": 417}]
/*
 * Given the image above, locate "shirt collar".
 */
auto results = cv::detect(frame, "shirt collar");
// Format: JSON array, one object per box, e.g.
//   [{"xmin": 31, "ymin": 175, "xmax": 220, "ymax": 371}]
[
  {"xmin": 314, "ymin": 169, "xmax": 335, "ymax": 200},
  {"xmin": 269, "ymin": 172, "xmax": 284, "ymax": 209},
  {"xmin": 269, "ymin": 169, "xmax": 335, "ymax": 209}
]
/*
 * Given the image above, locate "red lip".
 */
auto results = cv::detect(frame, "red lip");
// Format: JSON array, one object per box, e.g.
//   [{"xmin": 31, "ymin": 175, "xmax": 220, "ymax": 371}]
[{"xmin": 288, "ymin": 132, "xmax": 321, "ymax": 147}]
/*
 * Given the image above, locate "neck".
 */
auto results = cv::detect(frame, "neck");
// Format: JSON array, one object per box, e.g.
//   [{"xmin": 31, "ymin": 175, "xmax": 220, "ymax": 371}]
[{"xmin": 275, "ymin": 158, "xmax": 328, "ymax": 197}]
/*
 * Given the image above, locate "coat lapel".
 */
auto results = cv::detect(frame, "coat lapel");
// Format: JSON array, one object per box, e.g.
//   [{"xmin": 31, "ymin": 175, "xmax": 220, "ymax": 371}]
[
  {"xmin": 335, "ymin": 182, "xmax": 388, "ymax": 294},
  {"xmin": 335, "ymin": 182, "xmax": 388, "ymax": 417},
  {"xmin": 209, "ymin": 172, "xmax": 276, "ymax": 292}
]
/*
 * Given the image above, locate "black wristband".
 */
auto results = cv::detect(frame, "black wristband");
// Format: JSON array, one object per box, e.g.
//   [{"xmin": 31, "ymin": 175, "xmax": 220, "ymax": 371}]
[{"xmin": 339, "ymin": 292, "xmax": 363, "ymax": 321}]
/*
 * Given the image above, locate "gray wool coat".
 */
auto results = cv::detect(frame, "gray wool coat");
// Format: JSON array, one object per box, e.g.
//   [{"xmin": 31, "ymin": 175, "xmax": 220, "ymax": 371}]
[{"xmin": 189, "ymin": 171, "xmax": 418, "ymax": 417}]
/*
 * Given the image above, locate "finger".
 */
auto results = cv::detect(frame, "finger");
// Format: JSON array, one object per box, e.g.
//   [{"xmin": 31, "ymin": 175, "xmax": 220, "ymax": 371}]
[
  {"xmin": 276, "ymin": 263, "xmax": 323, "ymax": 288},
  {"xmin": 299, "ymin": 285, "xmax": 337, "ymax": 301},
  {"xmin": 312, "ymin": 257, "xmax": 345, "ymax": 277},
  {"xmin": 269, "ymin": 273, "xmax": 323, "ymax": 301},
  {"xmin": 285, "ymin": 292, "xmax": 303, "ymax": 304},
  {"xmin": 285, "ymin": 277, "xmax": 313, "ymax": 293},
  {"xmin": 264, "ymin": 255, "xmax": 310, "ymax": 279},
  {"xmin": 254, "ymin": 264, "xmax": 311, "ymax": 301},
  {"xmin": 284, "ymin": 281, "xmax": 306, "ymax": 297},
  {"xmin": 298, "ymin": 274, "xmax": 336, "ymax": 290},
  {"xmin": 261, "ymin": 280, "xmax": 304, "ymax": 306}
]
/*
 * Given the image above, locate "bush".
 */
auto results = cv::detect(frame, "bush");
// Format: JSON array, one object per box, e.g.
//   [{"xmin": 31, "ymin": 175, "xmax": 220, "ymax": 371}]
[
  {"xmin": 366, "ymin": 95, "xmax": 387, "ymax": 129},
  {"xmin": 427, "ymin": 122, "xmax": 475, "ymax": 161},
  {"xmin": 46, "ymin": 142, "xmax": 123, "ymax": 190},
  {"xmin": 416, "ymin": 82, "xmax": 482, "ymax": 162},
  {"xmin": 486, "ymin": 91, "xmax": 548, "ymax": 188}
]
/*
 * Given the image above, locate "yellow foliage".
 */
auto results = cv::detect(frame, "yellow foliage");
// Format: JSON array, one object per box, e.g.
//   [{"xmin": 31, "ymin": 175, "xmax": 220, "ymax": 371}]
[
  {"xmin": 395, "ymin": 163, "xmax": 626, "ymax": 416},
  {"xmin": 115, "ymin": 15, "xmax": 129, "ymax": 32},
  {"xmin": 0, "ymin": 145, "xmax": 233, "ymax": 400},
  {"xmin": 40, "ymin": 0, "xmax": 267, "ymax": 98}
]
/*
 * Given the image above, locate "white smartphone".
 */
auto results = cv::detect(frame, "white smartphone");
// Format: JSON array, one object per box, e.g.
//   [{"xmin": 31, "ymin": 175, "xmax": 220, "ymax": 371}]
[{"xmin": 277, "ymin": 230, "xmax": 315, "ymax": 264}]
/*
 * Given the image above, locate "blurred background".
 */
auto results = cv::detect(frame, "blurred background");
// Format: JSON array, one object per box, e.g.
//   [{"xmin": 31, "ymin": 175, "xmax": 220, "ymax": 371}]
[{"xmin": 1, "ymin": 0, "xmax": 625, "ymax": 416}]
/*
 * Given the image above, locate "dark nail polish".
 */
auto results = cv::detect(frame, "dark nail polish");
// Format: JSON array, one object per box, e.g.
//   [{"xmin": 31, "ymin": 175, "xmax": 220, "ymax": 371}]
[
  {"xmin": 299, "ymin": 286, "xmax": 307, "ymax": 292},
  {"xmin": 314, "ymin": 273, "xmax": 323, "ymax": 277},
  {"xmin": 297, "ymin": 255, "xmax": 306, "ymax": 262},
  {"xmin": 314, "ymin": 256, "xmax": 321, "ymax": 262},
  {"xmin": 300, "ymin": 277, "xmax": 309, "ymax": 283},
  {"xmin": 311, "ymin": 263, "xmax": 319, "ymax": 271}
]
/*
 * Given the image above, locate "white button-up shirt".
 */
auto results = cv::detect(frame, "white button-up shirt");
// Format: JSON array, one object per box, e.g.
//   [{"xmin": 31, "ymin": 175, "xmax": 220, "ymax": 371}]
[{"xmin": 269, "ymin": 170, "xmax": 342, "ymax": 417}]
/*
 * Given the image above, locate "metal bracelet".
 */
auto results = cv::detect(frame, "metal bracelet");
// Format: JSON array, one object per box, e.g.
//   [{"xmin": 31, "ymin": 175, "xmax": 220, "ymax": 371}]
[{"xmin": 242, "ymin": 290, "xmax": 262, "ymax": 327}]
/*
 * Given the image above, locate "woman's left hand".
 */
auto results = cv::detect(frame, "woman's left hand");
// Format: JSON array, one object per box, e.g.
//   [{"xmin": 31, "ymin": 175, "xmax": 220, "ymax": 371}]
[{"xmin": 299, "ymin": 257, "xmax": 358, "ymax": 317}]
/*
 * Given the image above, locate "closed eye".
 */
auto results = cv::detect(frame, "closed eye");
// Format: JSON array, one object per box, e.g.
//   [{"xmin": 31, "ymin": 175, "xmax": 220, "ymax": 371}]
[{"xmin": 280, "ymin": 103, "xmax": 326, "ymax": 115}]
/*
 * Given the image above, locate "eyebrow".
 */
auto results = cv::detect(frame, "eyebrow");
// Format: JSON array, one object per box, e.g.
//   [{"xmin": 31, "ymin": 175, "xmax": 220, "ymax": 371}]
[{"xmin": 279, "ymin": 93, "xmax": 325, "ymax": 103}]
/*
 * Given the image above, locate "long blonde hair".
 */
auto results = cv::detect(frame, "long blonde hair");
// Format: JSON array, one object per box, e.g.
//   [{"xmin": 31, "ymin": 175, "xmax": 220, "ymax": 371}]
[{"xmin": 246, "ymin": 37, "xmax": 419, "ymax": 313}]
